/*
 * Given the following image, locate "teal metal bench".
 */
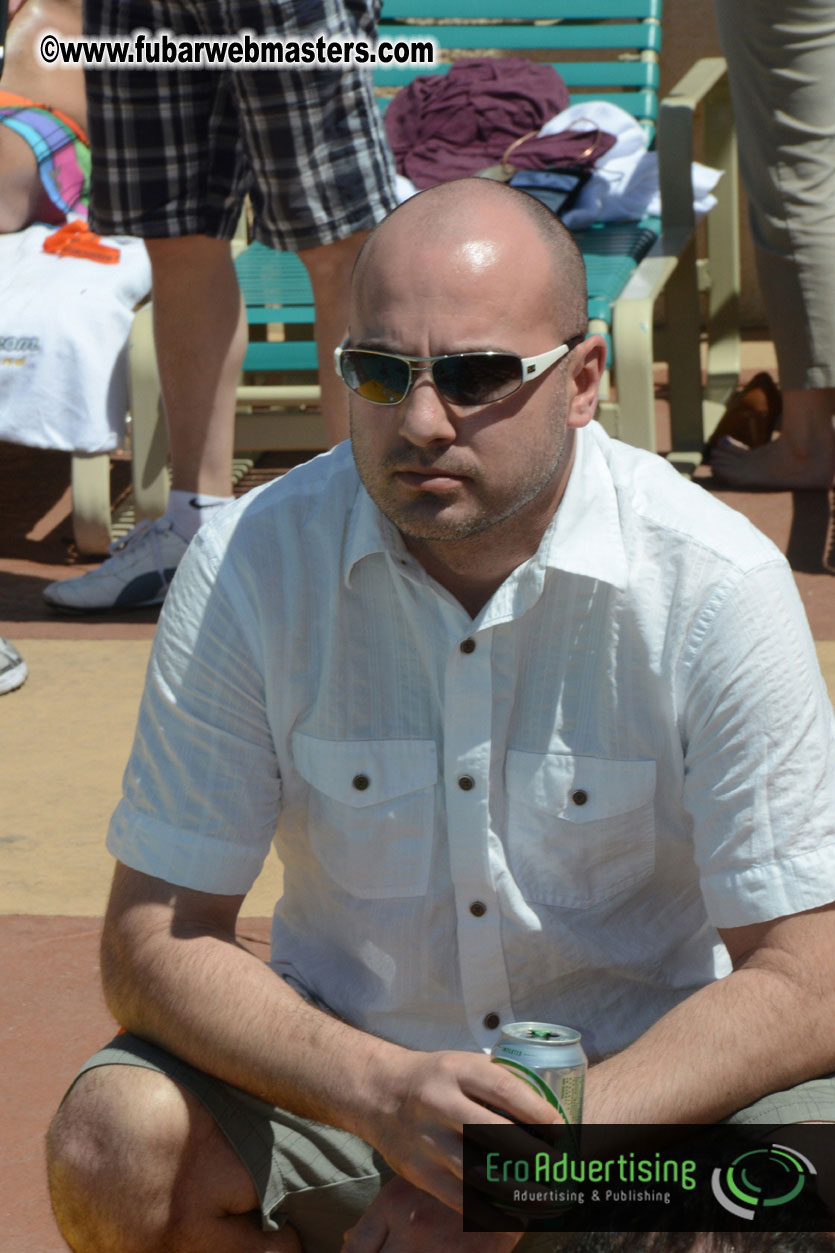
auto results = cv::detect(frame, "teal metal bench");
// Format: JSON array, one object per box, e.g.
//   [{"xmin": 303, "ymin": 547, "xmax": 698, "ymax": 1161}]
[{"xmin": 122, "ymin": 0, "xmax": 740, "ymax": 538}]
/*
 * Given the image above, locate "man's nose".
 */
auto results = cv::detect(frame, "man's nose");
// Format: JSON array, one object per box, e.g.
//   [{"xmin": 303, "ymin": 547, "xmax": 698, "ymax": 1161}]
[{"xmin": 398, "ymin": 373, "xmax": 458, "ymax": 446}]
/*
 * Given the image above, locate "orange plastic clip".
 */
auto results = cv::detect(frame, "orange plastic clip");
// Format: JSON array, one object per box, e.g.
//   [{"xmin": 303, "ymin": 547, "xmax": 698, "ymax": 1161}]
[{"xmin": 42, "ymin": 220, "xmax": 120, "ymax": 264}]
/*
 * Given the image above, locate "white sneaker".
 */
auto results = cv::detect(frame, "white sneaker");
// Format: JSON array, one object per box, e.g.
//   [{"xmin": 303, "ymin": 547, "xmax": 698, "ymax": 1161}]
[
  {"xmin": 0, "ymin": 638, "xmax": 28, "ymax": 695},
  {"xmin": 43, "ymin": 517, "xmax": 189, "ymax": 612}
]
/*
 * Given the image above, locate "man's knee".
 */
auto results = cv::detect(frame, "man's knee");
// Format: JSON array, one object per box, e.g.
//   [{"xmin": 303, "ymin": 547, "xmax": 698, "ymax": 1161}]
[
  {"xmin": 46, "ymin": 1062, "xmax": 247, "ymax": 1252},
  {"xmin": 298, "ymin": 229, "xmax": 370, "ymax": 289},
  {"xmin": 145, "ymin": 233, "xmax": 235, "ymax": 279}
]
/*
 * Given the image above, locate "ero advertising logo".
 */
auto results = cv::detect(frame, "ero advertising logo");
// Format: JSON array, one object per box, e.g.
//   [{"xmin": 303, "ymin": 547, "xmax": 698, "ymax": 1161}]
[
  {"xmin": 464, "ymin": 1123, "xmax": 832, "ymax": 1233},
  {"xmin": 711, "ymin": 1143, "xmax": 817, "ymax": 1221}
]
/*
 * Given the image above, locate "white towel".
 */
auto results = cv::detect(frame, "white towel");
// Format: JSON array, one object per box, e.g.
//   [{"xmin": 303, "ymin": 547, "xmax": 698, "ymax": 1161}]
[
  {"xmin": 531, "ymin": 101, "xmax": 721, "ymax": 228},
  {"xmin": 0, "ymin": 220, "xmax": 152, "ymax": 453}
]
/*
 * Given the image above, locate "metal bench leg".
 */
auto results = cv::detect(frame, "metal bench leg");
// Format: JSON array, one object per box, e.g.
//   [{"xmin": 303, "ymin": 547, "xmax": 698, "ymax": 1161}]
[
  {"xmin": 589, "ymin": 318, "xmax": 619, "ymax": 437},
  {"xmin": 665, "ymin": 237, "xmax": 704, "ymax": 455},
  {"xmin": 659, "ymin": 58, "xmax": 740, "ymax": 464},
  {"xmin": 611, "ymin": 295, "xmax": 657, "ymax": 452},
  {"xmin": 702, "ymin": 75, "xmax": 741, "ymax": 440},
  {"xmin": 71, "ymin": 452, "xmax": 112, "ymax": 554}
]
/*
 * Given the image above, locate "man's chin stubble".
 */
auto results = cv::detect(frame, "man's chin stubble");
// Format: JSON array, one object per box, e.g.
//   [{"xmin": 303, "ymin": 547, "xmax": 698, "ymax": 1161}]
[{"xmin": 385, "ymin": 486, "xmax": 542, "ymax": 545}]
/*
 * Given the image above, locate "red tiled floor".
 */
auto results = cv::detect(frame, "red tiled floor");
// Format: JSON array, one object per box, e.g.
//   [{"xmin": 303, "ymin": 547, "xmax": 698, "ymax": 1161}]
[{"xmin": 0, "ymin": 916, "xmax": 271, "ymax": 1253}]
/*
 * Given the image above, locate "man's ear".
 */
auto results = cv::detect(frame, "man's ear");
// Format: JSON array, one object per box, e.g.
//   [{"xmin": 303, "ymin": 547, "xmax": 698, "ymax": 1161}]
[{"xmin": 566, "ymin": 335, "xmax": 608, "ymax": 429}]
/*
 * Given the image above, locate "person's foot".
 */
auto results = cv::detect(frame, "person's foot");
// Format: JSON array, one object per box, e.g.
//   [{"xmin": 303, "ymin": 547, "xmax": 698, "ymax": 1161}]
[
  {"xmin": 42, "ymin": 517, "xmax": 189, "ymax": 612},
  {"xmin": 710, "ymin": 433, "xmax": 835, "ymax": 490},
  {"xmin": 705, "ymin": 372, "xmax": 782, "ymax": 456},
  {"xmin": 0, "ymin": 638, "xmax": 28, "ymax": 695}
]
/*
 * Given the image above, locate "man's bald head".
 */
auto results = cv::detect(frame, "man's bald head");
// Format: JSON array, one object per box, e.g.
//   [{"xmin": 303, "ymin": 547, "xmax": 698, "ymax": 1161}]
[
  {"xmin": 351, "ymin": 178, "xmax": 588, "ymax": 343},
  {"xmin": 346, "ymin": 176, "xmax": 606, "ymax": 565}
]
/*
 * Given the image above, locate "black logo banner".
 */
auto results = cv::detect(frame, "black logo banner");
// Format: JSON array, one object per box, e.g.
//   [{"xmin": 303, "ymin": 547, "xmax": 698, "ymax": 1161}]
[{"xmin": 462, "ymin": 1123, "xmax": 835, "ymax": 1233}]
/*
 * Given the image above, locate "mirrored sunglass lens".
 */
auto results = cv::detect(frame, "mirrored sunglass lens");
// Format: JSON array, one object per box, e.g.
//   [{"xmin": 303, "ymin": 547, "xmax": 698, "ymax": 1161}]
[
  {"xmin": 343, "ymin": 351, "xmax": 409, "ymax": 404},
  {"xmin": 434, "ymin": 354, "xmax": 522, "ymax": 405}
]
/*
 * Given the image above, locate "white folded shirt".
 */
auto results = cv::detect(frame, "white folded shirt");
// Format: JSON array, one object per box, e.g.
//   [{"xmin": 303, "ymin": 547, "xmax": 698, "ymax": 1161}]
[{"xmin": 0, "ymin": 220, "xmax": 151, "ymax": 453}]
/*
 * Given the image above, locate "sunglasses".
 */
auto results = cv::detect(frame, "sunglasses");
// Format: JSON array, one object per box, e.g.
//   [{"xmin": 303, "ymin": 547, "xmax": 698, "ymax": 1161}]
[{"xmin": 333, "ymin": 335, "xmax": 584, "ymax": 408}]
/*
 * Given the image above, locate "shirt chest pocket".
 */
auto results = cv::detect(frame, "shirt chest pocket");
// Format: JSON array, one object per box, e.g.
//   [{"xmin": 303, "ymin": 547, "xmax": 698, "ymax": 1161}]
[
  {"xmin": 291, "ymin": 733, "xmax": 438, "ymax": 899},
  {"xmin": 505, "ymin": 751, "xmax": 657, "ymax": 908}
]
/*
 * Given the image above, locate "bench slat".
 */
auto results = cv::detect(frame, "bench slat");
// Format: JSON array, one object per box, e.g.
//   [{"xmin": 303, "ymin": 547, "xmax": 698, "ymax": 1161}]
[
  {"xmin": 379, "ymin": 23, "xmax": 661, "ymax": 50},
  {"xmin": 375, "ymin": 61, "xmax": 659, "ymax": 87},
  {"xmin": 377, "ymin": 90, "xmax": 658, "ymax": 123},
  {"xmin": 380, "ymin": 0, "xmax": 661, "ymax": 17},
  {"xmin": 243, "ymin": 341, "xmax": 319, "ymax": 371}
]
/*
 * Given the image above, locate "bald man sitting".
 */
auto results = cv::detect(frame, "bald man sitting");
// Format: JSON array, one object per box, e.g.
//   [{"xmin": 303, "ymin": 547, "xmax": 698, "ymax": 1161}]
[
  {"xmin": 46, "ymin": 179, "xmax": 835, "ymax": 1252},
  {"xmin": 0, "ymin": 0, "xmax": 88, "ymax": 232}
]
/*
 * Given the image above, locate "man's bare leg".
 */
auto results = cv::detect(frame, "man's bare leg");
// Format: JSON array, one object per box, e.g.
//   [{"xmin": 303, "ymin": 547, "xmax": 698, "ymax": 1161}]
[
  {"xmin": 148, "ymin": 228, "xmax": 371, "ymax": 488},
  {"xmin": 298, "ymin": 229, "xmax": 372, "ymax": 446},
  {"xmin": 145, "ymin": 235, "xmax": 249, "ymax": 499},
  {"xmin": 47, "ymin": 1065, "xmax": 302, "ymax": 1253},
  {"xmin": 711, "ymin": 387, "xmax": 835, "ymax": 489}
]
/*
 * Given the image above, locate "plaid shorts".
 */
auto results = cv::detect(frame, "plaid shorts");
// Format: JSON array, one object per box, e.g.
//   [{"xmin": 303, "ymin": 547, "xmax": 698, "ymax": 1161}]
[{"xmin": 82, "ymin": 0, "xmax": 398, "ymax": 250}]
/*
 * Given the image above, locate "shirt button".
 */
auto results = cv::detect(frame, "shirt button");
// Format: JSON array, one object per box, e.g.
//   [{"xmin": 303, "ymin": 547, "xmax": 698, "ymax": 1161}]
[
  {"xmin": 483, "ymin": 1013, "xmax": 500, "ymax": 1031},
  {"xmin": 352, "ymin": 774, "xmax": 370, "ymax": 791},
  {"xmin": 571, "ymin": 789, "xmax": 588, "ymax": 806},
  {"xmin": 469, "ymin": 900, "xmax": 487, "ymax": 917},
  {"xmin": 458, "ymin": 775, "xmax": 475, "ymax": 791},
  {"xmin": 460, "ymin": 637, "xmax": 476, "ymax": 654}
]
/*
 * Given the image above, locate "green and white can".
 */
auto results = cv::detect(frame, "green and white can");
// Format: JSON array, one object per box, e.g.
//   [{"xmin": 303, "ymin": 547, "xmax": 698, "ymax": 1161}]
[{"xmin": 491, "ymin": 1021, "xmax": 586, "ymax": 1124}]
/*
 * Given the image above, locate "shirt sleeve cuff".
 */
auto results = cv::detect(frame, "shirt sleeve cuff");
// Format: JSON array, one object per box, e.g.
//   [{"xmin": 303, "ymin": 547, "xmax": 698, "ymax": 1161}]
[
  {"xmin": 701, "ymin": 841, "xmax": 835, "ymax": 930},
  {"xmin": 107, "ymin": 801, "xmax": 272, "ymax": 897}
]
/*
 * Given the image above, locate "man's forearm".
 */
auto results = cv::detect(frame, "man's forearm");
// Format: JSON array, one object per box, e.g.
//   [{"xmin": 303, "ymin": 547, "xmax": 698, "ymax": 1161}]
[
  {"xmin": 102, "ymin": 903, "xmax": 401, "ymax": 1142},
  {"xmin": 100, "ymin": 864, "xmax": 560, "ymax": 1216},
  {"xmin": 583, "ymin": 961, "xmax": 835, "ymax": 1124}
]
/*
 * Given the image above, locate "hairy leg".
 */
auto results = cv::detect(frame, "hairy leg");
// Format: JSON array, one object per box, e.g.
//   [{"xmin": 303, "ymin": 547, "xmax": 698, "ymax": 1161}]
[
  {"xmin": 46, "ymin": 1064, "xmax": 301, "ymax": 1253},
  {"xmin": 145, "ymin": 236, "xmax": 248, "ymax": 499},
  {"xmin": 146, "ymin": 228, "xmax": 369, "ymax": 492},
  {"xmin": 298, "ymin": 229, "xmax": 371, "ymax": 447}
]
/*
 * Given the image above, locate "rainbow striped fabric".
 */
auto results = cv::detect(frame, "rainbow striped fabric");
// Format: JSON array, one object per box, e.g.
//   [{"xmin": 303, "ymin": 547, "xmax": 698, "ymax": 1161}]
[{"xmin": 0, "ymin": 89, "xmax": 90, "ymax": 219}]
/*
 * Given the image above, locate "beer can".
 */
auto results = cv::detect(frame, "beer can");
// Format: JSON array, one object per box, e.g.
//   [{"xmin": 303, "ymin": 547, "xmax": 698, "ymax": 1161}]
[{"xmin": 491, "ymin": 1021, "xmax": 586, "ymax": 1125}]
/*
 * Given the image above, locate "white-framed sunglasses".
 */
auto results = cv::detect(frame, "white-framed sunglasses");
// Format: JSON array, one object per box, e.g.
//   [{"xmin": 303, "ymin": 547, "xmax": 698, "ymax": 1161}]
[{"xmin": 333, "ymin": 335, "xmax": 584, "ymax": 408}]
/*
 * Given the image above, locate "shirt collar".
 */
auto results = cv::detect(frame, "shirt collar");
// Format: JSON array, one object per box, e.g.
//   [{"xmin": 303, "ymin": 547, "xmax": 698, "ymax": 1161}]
[
  {"xmin": 540, "ymin": 422, "xmax": 629, "ymax": 590},
  {"xmin": 343, "ymin": 423, "xmax": 629, "ymax": 592},
  {"xmin": 343, "ymin": 470, "xmax": 402, "ymax": 587}
]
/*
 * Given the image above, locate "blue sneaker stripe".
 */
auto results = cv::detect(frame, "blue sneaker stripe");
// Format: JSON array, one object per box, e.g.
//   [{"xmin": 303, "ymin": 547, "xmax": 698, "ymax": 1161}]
[{"xmin": 113, "ymin": 569, "xmax": 178, "ymax": 609}]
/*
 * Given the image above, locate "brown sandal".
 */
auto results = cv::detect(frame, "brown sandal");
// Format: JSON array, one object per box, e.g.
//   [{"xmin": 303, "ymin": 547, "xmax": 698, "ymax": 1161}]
[{"xmin": 704, "ymin": 372, "xmax": 782, "ymax": 459}]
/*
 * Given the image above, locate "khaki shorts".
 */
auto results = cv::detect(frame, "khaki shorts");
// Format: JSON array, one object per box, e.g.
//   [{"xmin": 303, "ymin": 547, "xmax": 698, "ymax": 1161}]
[{"xmin": 71, "ymin": 1033, "xmax": 835, "ymax": 1253}]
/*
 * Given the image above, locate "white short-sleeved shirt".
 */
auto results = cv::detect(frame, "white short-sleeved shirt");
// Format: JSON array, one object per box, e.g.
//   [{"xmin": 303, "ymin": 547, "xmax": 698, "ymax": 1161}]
[{"xmin": 109, "ymin": 423, "xmax": 835, "ymax": 1061}]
